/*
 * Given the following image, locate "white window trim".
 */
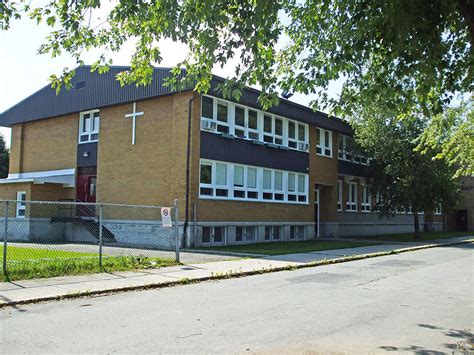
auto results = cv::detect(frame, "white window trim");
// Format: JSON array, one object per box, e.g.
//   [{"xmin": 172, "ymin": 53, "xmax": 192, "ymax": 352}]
[
  {"xmin": 201, "ymin": 95, "xmax": 309, "ymax": 152},
  {"xmin": 337, "ymin": 180, "xmax": 343, "ymax": 211},
  {"xmin": 78, "ymin": 109, "xmax": 100, "ymax": 144},
  {"xmin": 16, "ymin": 191, "xmax": 26, "ymax": 218},
  {"xmin": 361, "ymin": 184, "xmax": 371, "ymax": 212},
  {"xmin": 199, "ymin": 159, "xmax": 309, "ymax": 205},
  {"xmin": 346, "ymin": 182, "xmax": 358, "ymax": 212},
  {"xmin": 316, "ymin": 128, "xmax": 333, "ymax": 158}
]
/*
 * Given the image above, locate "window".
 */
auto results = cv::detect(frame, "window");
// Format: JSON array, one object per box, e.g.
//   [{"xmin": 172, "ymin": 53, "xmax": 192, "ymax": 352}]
[
  {"xmin": 234, "ymin": 105, "xmax": 246, "ymax": 138},
  {"xmin": 233, "ymin": 165, "xmax": 245, "ymax": 198},
  {"xmin": 338, "ymin": 134, "xmax": 370, "ymax": 165},
  {"xmin": 202, "ymin": 226, "xmax": 226, "ymax": 245},
  {"xmin": 337, "ymin": 180, "xmax": 343, "ymax": 211},
  {"xmin": 361, "ymin": 184, "xmax": 371, "ymax": 212},
  {"xmin": 200, "ymin": 95, "xmax": 309, "ymax": 151},
  {"xmin": 346, "ymin": 182, "xmax": 357, "ymax": 211},
  {"xmin": 297, "ymin": 174, "xmax": 307, "ymax": 202},
  {"xmin": 264, "ymin": 226, "xmax": 282, "ymax": 241},
  {"xmin": 290, "ymin": 226, "xmax": 305, "ymax": 240},
  {"xmin": 199, "ymin": 162, "xmax": 213, "ymax": 196},
  {"xmin": 288, "ymin": 173, "xmax": 296, "ymax": 201},
  {"xmin": 16, "ymin": 191, "xmax": 26, "ymax": 218},
  {"xmin": 79, "ymin": 110, "xmax": 99, "ymax": 143},
  {"xmin": 316, "ymin": 128, "xmax": 332, "ymax": 157},
  {"xmin": 338, "ymin": 134, "xmax": 351, "ymax": 161},
  {"xmin": 199, "ymin": 160, "xmax": 309, "ymax": 204},
  {"xmin": 434, "ymin": 205, "xmax": 443, "ymax": 215},
  {"xmin": 236, "ymin": 226, "xmax": 256, "ymax": 243},
  {"xmin": 247, "ymin": 109, "xmax": 259, "ymax": 140},
  {"xmin": 216, "ymin": 101, "xmax": 230, "ymax": 133},
  {"xmin": 200, "ymin": 96, "xmax": 230, "ymax": 133},
  {"xmin": 201, "ymin": 96, "xmax": 213, "ymax": 119},
  {"xmin": 215, "ymin": 163, "xmax": 228, "ymax": 197}
]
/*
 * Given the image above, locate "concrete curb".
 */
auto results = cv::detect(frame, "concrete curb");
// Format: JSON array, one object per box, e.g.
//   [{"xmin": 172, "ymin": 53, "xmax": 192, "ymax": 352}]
[{"xmin": 1, "ymin": 238, "xmax": 472, "ymax": 308}]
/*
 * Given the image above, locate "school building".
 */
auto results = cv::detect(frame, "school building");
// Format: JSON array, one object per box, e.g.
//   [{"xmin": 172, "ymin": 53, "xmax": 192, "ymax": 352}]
[{"xmin": 0, "ymin": 66, "xmax": 453, "ymax": 247}]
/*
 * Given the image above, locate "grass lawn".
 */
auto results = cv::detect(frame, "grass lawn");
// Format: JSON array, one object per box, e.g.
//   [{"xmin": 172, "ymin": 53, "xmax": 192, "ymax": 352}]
[
  {"xmin": 203, "ymin": 240, "xmax": 376, "ymax": 256},
  {"xmin": 350, "ymin": 231, "xmax": 472, "ymax": 243},
  {"xmin": 0, "ymin": 245, "xmax": 98, "ymax": 260},
  {"xmin": 0, "ymin": 246, "xmax": 176, "ymax": 282}
]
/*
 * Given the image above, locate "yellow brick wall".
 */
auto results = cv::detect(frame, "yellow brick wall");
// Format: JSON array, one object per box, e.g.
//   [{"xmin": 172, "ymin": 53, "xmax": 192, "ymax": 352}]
[
  {"xmin": 310, "ymin": 127, "xmax": 339, "ymax": 222},
  {"xmin": 30, "ymin": 184, "xmax": 75, "ymax": 201},
  {"xmin": 97, "ymin": 92, "xmax": 194, "ymax": 219},
  {"xmin": 8, "ymin": 124, "xmax": 23, "ymax": 174},
  {"xmin": 0, "ymin": 182, "xmax": 31, "ymax": 201},
  {"xmin": 9, "ymin": 115, "xmax": 78, "ymax": 174}
]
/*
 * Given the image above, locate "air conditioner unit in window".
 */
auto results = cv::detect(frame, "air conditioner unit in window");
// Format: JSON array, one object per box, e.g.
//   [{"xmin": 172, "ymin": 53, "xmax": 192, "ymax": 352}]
[
  {"xmin": 201, "ymin": 120, "xmax": 217, "ymax": 131},
  {"xmin": 298, "ymin": 142, "xmax": 310, "ymax": 151}
]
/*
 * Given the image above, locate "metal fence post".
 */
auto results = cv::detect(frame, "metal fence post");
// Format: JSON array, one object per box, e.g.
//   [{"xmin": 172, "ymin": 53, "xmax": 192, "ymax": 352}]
[
  {"xmin": 174, "ymin": 199, "xmax": 180, "ymax": 263},
  {"xmin": 3, "ymin": 201, "xmax": 9, "ymax": 275},
  {"xmin": 99, "ymin": 203, "xmax": 103, "ymax": 268}
]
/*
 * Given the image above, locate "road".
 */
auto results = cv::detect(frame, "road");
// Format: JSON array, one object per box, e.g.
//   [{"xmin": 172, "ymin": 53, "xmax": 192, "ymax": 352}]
[{"xmin": 1, "ymin": 244, "xmax": 472, "ymax": 353}]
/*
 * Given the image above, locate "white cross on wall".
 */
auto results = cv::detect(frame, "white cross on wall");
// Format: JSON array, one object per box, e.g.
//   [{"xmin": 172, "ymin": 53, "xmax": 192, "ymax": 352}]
[{"xmin": 125, "ymin": 102, "xmax": 144, "ymax": 145}]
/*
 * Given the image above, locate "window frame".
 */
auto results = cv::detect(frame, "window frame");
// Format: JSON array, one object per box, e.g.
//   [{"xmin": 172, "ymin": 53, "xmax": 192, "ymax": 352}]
[
  {"xmin": 346, "ymin": 182, "xmax": 358, "ymax": 212},
  {"xmin": 264, "ymin": 225, "xmax": 282, "ymax": 242},
  {"xmin": 316, "ymin": 128, "xmax": 333, "ymax": 157},
  {"xmin": 290, "ymin": 225, "xmax": 306, "ymax": 240},
  {"xmin": 201, "ymin": 226, "xmax": 226, "ymax": 245},
  {"xmin": 235, "ymin": 226, "xmax": 257, "ymax": 244},
  {"xmin": 16, "ymin": 191, "xmax": 26, "ymax": 218},
  {"xmin": 361, "ymin": 184, "xmax": 371, "ymax": 212},
  {"xmin": 200, "ymin": 95, "xmax": 309, "ymax": 152},
  {"xmin": 337, "ymin": 180, "xmax": 343, "ymax": 211},
  {"xmin": 338, "ymin": 134, "xmax": 370, "ymax": 165},
  {"xmin": 79, "ymin": 109, "xmax": 100, "ymax": 144},
  {"xmin": 199, "ymin": 159, "xmax": 309, "ymax": 205}
]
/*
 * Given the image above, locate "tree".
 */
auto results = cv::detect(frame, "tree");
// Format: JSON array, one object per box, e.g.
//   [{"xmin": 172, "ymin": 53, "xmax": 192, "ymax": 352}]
[
  {"xmin": 0, "ymin": 134, "xmax": 9, "ymax": 179},
  {"xmin": 0, "ymin": 0, "xmax": 471, "ymax": 114},
  {"xmin": 1, "ymin": 0, "xmax": 472, "ymax": 180},
  {"xmin": 354, "ymin": 111, "xmax": 461, "ymax": 239},
  {"xmin": 416, "ymin": 99, "xmax": 474, "ymax": 178}
]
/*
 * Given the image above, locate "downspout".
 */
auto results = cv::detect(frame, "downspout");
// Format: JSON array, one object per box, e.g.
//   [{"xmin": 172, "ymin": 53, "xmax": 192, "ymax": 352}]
[{"xmin": 182, "ymin": 96, "xmax": 194, "ymax": 246}]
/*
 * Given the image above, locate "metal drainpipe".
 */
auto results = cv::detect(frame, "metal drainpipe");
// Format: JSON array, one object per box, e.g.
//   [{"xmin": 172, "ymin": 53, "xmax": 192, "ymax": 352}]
[{"xmin": 182, "ymin": 96, "xmax": 194, "ymax": 246}]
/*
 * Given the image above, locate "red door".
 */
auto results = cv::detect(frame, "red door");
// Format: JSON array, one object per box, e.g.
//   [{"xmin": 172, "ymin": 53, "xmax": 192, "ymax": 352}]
[{"xmin": 77, "ymin": 175, "xmax": 97, "ymax": 203}]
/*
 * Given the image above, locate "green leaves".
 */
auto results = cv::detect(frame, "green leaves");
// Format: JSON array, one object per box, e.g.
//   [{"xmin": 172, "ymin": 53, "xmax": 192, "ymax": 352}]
[
  {"xmin": 416, "ymin": 100, "xmax": 474, "ymax": 177},
  {"xmin": 2, "ymin": 0, "xmax": 472, "ymax": 171}
]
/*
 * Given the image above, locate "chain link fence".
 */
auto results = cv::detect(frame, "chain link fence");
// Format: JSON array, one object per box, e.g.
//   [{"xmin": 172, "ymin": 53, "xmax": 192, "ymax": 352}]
[{"xmin": 0, "ymin": 199, "xmax": 180, "ymax": 279}]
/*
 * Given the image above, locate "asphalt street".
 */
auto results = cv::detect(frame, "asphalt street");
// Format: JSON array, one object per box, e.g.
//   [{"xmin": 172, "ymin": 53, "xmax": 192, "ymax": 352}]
[{"xmin": 1, "ymin": 243, "xmax": 472, "ymax": 354}]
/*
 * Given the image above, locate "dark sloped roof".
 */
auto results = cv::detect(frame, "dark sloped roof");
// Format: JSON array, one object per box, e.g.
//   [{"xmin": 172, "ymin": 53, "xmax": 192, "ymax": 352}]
[{"xmin": 0, "ymin": 65, "xmax": 352, "ymax": 134}]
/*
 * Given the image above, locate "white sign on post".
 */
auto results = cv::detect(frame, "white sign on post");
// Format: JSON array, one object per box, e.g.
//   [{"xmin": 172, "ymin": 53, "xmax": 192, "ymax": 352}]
[{"xmin": 161, "ymin": 207, "xmax": 172, "ymax": 228}]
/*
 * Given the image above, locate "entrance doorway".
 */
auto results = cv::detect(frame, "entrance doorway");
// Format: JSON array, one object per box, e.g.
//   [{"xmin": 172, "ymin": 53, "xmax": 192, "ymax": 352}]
[
  {"xmin": 314, "ymin": 188, "xmax": 320, "ymax": 238},
  {"xmin": 77, "ymin": 175, "xmax": 96, "ymax": 203},
  {"xmin": 76, "ymin": 167, "xmax": 97, "ymax": 217},
  {"xmin": 455, "ymin": 210, "xmax": 468, "ymax": 231}
]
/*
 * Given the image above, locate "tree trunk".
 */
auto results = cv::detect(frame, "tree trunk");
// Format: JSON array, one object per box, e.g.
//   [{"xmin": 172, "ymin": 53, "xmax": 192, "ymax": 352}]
[{"xmin": 413, "ymin": 211, "xmax": 421, "ymax": 240}]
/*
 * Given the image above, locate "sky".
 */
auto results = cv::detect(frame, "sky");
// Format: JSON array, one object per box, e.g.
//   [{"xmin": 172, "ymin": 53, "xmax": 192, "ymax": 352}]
[{"xmin": 0, "ymin": 7, "xmax": 341, "ymax": 149}]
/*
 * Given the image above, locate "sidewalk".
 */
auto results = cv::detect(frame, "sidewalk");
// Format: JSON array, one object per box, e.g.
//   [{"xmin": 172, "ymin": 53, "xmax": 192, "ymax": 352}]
[{"xmin": 0, "ymin": 236, "xmax": 472, "ymax": 307}]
